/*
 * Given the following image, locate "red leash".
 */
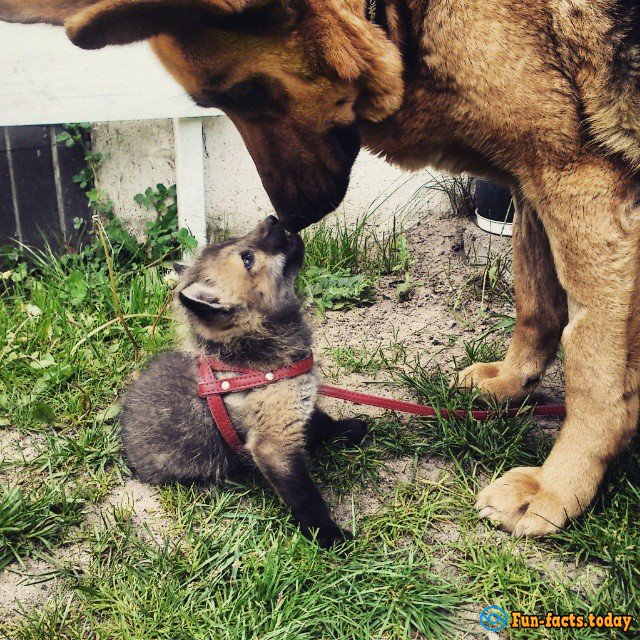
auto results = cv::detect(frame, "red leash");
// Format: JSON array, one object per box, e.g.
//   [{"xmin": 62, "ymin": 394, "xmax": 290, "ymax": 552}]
[
  {"xmin": 317, "ymin": 384, "xmax": 566, "ymax": 420},
  {"xmin": 198, "ymin": 355, "xmax": 566, "ymax": 453}
]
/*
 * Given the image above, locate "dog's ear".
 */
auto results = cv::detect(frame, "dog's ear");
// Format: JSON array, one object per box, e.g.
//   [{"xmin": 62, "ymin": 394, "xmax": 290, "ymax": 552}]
[
  {"xmin": 178, "ymin": 282, "xmax": 237, "ymax": 324},
  {"xmin": 64, "ymin": 0, "xmax": 270, "ymax": 49},
  {"xmin": 0, "ymin": 0, "xmax": 100, "ymax": 26},
  {"xmin": 304, "ymin": 0, "xmax": 403, "ymax": 122}
]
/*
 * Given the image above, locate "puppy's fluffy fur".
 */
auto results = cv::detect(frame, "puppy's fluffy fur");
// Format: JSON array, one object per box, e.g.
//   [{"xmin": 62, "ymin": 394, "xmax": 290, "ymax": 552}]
[{"xmin": 121, "ymin": 217, "xmax": 366, "ymax": 547}]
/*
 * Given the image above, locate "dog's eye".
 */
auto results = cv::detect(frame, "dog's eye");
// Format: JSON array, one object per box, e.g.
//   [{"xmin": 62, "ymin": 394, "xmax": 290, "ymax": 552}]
[
  {"xmin": 233, "ymin": 81, "xmax": 268, "ymax": 103},
  {"xmin": 241, "ymin": 251, "xmax": 254, "ymax": 270},
  {"xmin": 227, "ymin": 79, "xmax": 270, "ymax": 111},
  {"xmin": 206, "ymin": 75, "xmax": 288, "ymax": 118}
]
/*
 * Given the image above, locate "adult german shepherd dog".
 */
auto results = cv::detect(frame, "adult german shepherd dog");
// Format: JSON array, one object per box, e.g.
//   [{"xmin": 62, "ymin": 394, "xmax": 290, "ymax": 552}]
[{"xmin": 3, "ymin": 0, "xmax": 640, "ymax": 537}]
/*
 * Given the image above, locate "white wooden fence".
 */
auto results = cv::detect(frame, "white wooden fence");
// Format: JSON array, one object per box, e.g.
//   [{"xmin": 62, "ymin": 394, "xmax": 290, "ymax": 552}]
[{"xmin": 0, "ymin": 21, "xmax": 219, "ymax": 245}]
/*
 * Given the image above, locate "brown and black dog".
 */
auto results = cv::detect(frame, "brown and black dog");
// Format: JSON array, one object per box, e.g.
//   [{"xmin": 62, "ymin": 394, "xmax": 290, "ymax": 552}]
[{"xmin": 3, "ymin": 0, "xmax": 640, "ymax": 537}]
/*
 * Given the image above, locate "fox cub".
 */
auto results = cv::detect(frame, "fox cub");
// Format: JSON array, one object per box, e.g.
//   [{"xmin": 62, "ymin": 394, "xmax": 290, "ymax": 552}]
[{"xmin": 121, "ymin": 216, "xmax": 367, "ymax": 547}]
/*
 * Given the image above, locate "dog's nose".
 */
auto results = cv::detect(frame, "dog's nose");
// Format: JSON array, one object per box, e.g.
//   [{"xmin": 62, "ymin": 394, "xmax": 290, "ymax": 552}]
[{"xmin": 264, "ymin": 215, "xmax": 282, "ymax": 237}]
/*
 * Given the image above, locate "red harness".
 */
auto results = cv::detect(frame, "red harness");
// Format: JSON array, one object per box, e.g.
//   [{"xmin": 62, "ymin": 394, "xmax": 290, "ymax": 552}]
[
  {"xmin": 197, "ymin": 355, "xmax": 566, "ymax": 454},
  {"xmin": 198, "ymin": 355, "xmax": 315, "ymax": 453}
]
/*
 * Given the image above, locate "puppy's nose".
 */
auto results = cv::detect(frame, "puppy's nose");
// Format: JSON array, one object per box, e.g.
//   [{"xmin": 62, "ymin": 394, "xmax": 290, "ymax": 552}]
[{"xmin": 267, "ymin": 215, "xmax": 279, "ymax": 226}]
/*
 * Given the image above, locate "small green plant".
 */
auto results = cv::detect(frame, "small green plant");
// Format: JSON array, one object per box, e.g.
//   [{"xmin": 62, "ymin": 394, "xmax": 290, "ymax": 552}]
[
  {"xmin": 467, "ymin": 240, "xmax": 513, "ymax": 306},
  {"xmin": 134, "ymin": 184, "xmax": 198, "ymax": 260},
  {"xmin": 56, "ymin": 123, "xmax": 113, "ymax": 216},
  {"xmin": 460, "ymin": 335, "xmax": 507, "ymax": 367},
  {"xmin": 419, "ymin": 173, "xmax": 475, "ymax": 219},
  {"xmin": 299, "ymin": 214, "xmax": 409, "ymax": 312},
  {"xmin": 208, "ymin": 224, "xmax": 231, "ymax": 244},
  {"xmin": 54, "ymin": 125, "xmax": 197, "ymax": 267},
  {"xmin": 435, "ymin": 239, "xmax": 513, "ymax": 314},
  {"xmin": 298, "ymin": 266, "xmax": 373, "ymax": 314},
  {"xmin": 395, "ymin": 273, "xmax": 419, "ymax": 302}
]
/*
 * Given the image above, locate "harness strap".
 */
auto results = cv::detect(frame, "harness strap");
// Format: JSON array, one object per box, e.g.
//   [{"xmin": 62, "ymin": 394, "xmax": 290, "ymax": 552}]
[
  {"xmin": 197, "ymin": 356, "xmax": 315, "ymax": 453},
  {"xmin": 198, "ymin": 356, "xmax": 314, "ymax": 396},
  {"xmin": 198, "ymin": 358, "xmax": 245, "ymax": 453}
]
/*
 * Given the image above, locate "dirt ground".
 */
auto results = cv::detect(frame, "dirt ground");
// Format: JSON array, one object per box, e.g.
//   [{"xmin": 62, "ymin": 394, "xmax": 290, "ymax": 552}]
[{"xmin": 0, "ymin": 207, "xmax": 569, "ymax": 638}]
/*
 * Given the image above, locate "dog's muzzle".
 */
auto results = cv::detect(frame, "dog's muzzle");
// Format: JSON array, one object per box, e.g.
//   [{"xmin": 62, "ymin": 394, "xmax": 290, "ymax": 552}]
[{"xmin": 273, "ymin": 124, "xmax": 361, "ymax": 232}]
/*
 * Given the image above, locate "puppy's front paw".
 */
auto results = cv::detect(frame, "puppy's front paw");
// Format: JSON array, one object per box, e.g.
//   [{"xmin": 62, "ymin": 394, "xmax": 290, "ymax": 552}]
[
  {"xmin": 340, "ymin": 418, "xmax": 368, "ymax": 446},
  {"xmin": 475, "ymin": 467, "xmax": 570, "ymax": 536},
  {"xmin": 309, "ymin": 522, "xmax": 353, "ymax": 549}
]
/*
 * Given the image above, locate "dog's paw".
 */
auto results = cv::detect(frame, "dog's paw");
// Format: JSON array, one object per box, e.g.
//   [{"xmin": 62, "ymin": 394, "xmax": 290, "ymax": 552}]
[
  {"xmin": 340, "ymin": 418, "xmax": 368, "ymax": 445},
  {"xmin": 475, "ymin": 467, "xmax": 569, "ymax": 536},
  {"xmin": 453, "ymin": 361, "xmax": 538, "ymax": 402}
]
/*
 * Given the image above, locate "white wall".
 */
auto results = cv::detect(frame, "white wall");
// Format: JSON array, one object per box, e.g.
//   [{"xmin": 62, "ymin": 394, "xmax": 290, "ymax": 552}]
[
  {"xmin": 93, "ymin": 117, "xmax": 451, "ymax": 237},
  {"xmin": 0, "ymin": 22, "xmax": 219, "ymax": 125}
]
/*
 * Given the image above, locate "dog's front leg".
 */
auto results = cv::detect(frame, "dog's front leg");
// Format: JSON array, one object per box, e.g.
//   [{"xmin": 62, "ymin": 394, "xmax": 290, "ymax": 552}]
[
  {"xmin": 246, "ymin": 430, "xmax": 350, "ymax": 548},
  {"xmin": 456, "ymin": 189, "xmax": 567, "ymax": 401},
  {"xmin": 476, "ymin": 158, "xmax": 640, "ymax": 536}
]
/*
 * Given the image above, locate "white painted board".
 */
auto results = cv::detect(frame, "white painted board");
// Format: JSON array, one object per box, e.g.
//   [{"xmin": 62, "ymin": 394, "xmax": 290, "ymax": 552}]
[
  {"xmin": 174, "ymin": 117, "xmax": 207, "ymax": 246},
  {"xmin": 0, "ymin": 22, "xmax": 221, "ymax": 125}
]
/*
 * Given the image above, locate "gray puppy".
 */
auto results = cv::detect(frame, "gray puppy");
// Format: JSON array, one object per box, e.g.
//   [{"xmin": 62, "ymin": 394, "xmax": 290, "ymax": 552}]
[{"xmin": 121, "ymin": 216, "xmax": 367, "ymax": 547}]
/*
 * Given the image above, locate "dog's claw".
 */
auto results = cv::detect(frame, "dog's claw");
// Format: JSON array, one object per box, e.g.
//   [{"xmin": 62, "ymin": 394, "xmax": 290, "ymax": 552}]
[{"xmin": 477, "ymin": 506, "xmax": 494, "ymax": 519}]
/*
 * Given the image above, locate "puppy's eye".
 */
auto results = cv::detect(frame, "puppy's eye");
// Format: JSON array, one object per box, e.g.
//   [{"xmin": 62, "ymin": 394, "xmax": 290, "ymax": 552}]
[{"xmin": 241, "ymin": 251, "xmax": 254, "ymax": 270}]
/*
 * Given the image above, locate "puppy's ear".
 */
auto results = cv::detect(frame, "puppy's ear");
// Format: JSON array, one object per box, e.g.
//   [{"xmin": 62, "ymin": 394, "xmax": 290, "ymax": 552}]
[
  {"xmin": 178, "ymin": 282, "xmax": 236, "ymax": 323},
  {"xmin": 64, "ymin": 0, "xmax": 270, "ymax": 49}
]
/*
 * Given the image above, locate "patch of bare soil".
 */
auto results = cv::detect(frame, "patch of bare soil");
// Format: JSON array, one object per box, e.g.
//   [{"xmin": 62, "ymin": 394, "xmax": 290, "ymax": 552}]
[
  {"xmin": 0, "ymin": 430, "xmax": 45, "ymax": 486},
  {"xmin": 330, "ymin": 455, "xmax": 455, "ymax": 526},
  {"xmin": 0, "ymin": 543, "xmax": 89, "ymax": 625},
  {"xmin": 0, "ymin": 557, "xmax": 60, "ymax": 624},
  {"xmin": 314, "ymin": 208, "xmax": 564, "ymax": 414},
  {"xmin": 0, "ymin": 480, "xmax": 170, "ymax": 624},
  {"xmin": 84, "ymin": 478, "xmax": 170, "ymax": 543}
]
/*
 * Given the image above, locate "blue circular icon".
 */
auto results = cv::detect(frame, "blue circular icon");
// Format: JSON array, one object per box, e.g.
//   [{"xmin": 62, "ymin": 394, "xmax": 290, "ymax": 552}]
[{"xmin": 479, "ymin": 605, "xmax": 507, "ymax": 631}]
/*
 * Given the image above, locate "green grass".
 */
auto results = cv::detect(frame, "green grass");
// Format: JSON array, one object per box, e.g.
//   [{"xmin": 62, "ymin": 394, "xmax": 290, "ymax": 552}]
[
  {"xmin": 7, "ymin": 487, "xmax": 460, "ymax": 639},
  {"xmin": 467, "ymin": 239, "xmax": 514, "ymax": 307},
  {"xmin": 298, "ymin": 214, "xmax": 410, "ymax": 314},
  {"xmin": 322, "ymin": 330, "xmax": 406, "ymax": 380},
  {"xmin": 0, "ymin": 485, "xmax": 84, "ymax": 570},
  {"xmin": 301, "ymin": 214, "xmax": 410, "ymax": 278},
  {"xmin": 397, "ymin": 359, "xmax": 545, "ymax": 474},
  {"xmin": 1, "ymin": 217, "xmax": 639, "ymax": 639},
  {"xmin": 0, "ymin": 243, "xmax": 173, "ymax": 571}
]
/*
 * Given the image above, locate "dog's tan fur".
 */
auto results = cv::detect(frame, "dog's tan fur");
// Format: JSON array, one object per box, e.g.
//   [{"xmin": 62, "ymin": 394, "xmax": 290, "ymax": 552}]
[{"xmin": 6, "ymin": 0, "xmax": 640, "ymax": 536}]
